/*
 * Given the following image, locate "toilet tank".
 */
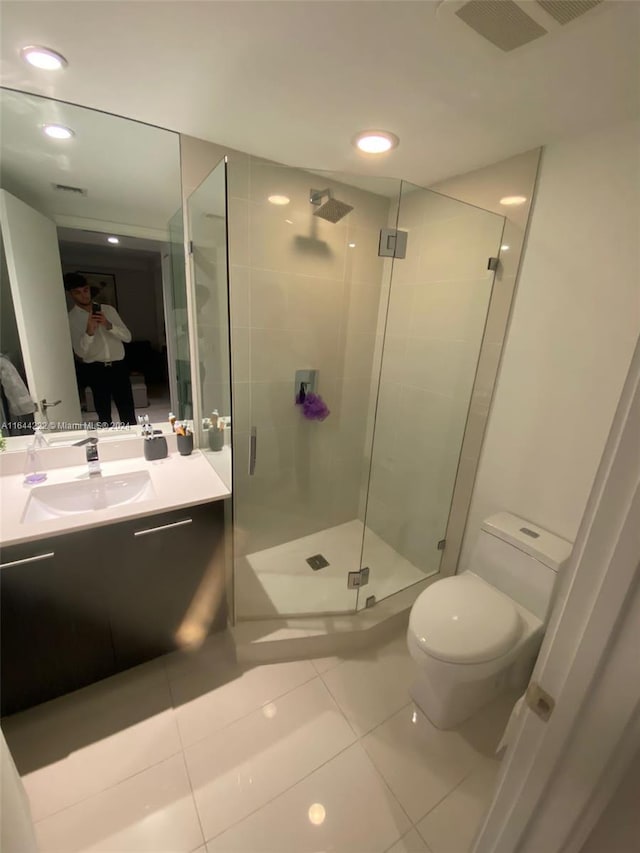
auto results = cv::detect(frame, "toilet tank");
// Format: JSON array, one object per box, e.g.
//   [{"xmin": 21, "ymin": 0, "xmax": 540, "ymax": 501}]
[{"xmin": 470, "ymin": 513, "xmax": 573, "ymax": 622}]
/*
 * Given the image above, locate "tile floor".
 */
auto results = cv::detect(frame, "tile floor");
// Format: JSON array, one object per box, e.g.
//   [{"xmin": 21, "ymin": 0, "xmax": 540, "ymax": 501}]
[
  {"xmin": 1, "ymin": 629, "xmax": 516, "ymax": 853},
  {"xmin": 237, "ymin": 519, "xmax": 431, "ymax": 618}
]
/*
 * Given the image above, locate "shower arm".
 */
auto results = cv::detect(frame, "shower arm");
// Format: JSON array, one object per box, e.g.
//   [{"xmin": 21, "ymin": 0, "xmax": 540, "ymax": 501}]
[{"xmin": 309, "ymin": 188, "xmax": 332, "ymax": 206}]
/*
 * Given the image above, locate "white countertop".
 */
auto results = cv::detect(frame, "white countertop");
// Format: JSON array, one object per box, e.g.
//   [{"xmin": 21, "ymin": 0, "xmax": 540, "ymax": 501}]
[{"xmin": 0, "ymin": 449, "xmax": 231, "ymax": 548}]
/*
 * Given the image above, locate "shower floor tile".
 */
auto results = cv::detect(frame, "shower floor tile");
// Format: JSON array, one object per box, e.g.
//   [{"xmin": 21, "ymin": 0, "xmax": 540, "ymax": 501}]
[{"xmin": 236, "ymin": 519, "xmax": 430, "ymax": 618}]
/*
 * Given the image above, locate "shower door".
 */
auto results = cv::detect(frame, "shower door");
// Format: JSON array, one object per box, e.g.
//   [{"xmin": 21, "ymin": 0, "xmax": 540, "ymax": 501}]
[
  {"xmin": 231, "ymin": 161, "xmax": 402, "ymax": 619},
  {"xmin": 356, "ymin": 181, "xmax": 505, "ymax": 610}
]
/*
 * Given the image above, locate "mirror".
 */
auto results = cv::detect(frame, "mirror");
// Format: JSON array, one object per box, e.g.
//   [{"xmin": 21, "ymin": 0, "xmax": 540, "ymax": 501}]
[{"xmin": 0, "ymin": 87, "xmax": 187, "ymax": 448}]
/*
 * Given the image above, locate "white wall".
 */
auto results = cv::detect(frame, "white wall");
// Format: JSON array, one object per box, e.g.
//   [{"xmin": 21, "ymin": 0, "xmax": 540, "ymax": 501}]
[
  {"xmin": 580, "ymin": 750, "xmax": 640, "ymax": 853},
  {"xmin": 460, "ymin": 120, "xmax": 640, "ymax": 567}
]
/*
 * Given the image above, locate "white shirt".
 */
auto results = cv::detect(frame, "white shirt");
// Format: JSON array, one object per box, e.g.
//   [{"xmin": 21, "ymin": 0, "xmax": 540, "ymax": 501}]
[{"xmin": 68, "ymin": 304, "xmax": 132, "ymax": 363}]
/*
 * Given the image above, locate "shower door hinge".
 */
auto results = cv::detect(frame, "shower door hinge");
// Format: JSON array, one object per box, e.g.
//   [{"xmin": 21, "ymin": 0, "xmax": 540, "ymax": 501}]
[
  {"xmin": 437, "ymin": 539, "xmax": 446, "ymax": 551},
  {"xmin": 188, "ymin": 240, "xmax": 194, "ymax": 255},
  {"xmin": 347, "ymin": 566, "xmax": 370, "ymax": 589},
  {"xmin": 487, "ymin": 256, "xmax": 499, "ymax": 271},
  {"xmin": 378, "ymin": 228, "xmax": 408, "ymax": 259}
]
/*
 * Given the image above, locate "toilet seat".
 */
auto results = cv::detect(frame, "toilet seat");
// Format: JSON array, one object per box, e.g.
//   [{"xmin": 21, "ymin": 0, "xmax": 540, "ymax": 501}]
[{"xmin": 409, "ymin": 574, "xmax": 522, "ymax": 664}]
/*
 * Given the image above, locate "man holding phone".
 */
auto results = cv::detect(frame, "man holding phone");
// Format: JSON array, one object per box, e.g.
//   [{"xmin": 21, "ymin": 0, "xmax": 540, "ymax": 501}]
[{"xmin": 64, "ymin": 272, "xmax": 136, "ymax": 426}]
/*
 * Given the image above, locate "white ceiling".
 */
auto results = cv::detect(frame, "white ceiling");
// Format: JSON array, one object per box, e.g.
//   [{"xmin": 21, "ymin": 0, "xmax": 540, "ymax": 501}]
[
  {"xmin": 0, "ymin": 0, "xmax": 638, "ymax": 188},
  {"xmin": 0, "ymin": 89, "xmax": 181, "ymax": 235}
]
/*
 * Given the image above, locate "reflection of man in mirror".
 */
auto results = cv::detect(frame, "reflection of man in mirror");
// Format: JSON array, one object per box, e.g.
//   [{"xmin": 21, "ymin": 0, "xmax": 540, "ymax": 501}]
[{"xmin": 64, "ymin": 272, "xmax": 136, "ymax": 426}]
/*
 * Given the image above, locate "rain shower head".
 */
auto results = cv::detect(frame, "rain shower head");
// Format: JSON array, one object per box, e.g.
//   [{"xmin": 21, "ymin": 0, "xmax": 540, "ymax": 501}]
[{"xmin": 310, "ymin": 188, "xmax": 354, "ymax": 223}]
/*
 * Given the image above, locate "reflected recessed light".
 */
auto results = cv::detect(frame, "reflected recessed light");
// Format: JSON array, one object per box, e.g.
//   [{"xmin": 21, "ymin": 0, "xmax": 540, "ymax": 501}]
[
  {"xmin": 501, "ymin": 244, "xmax": 510, "ymax": 251},
  {"xmin": 43, "ymin": 124, "xmax": 74, "ymax": 140},
  {"xmin": 268, "ymin": 194, "xmax": 290, "ymax": 205},
  {"xmin": 348, "ymin": 242, "xmax": 356, "ymax": 248},
  {"xmin": 107, "ymin": 236, "xmax": 120, "ymax": 244},
  {"xmin": 499, "ymin": 196, "xmax": 527, "ymax": 206},
  {"xmin": 262, "ymin": 703, "xmax": 277, "ymax": 719},
  {"xmin": 21, "ymin": 45, "xmax": 67, "ymax": 70},
  {"xmin": 353, "ymin": 130, "xmax": 399, "ymax": 155},
  {"xmin": 308, "ymin": 803, "xmax": 326, "ymax": 826},
  {"xmin": 285, "ymin": 219, "xmax": 293, "ymax": 225}
]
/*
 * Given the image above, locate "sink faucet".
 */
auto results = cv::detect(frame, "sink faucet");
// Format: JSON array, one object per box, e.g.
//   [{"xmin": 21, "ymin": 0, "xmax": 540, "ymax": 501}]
[{"xmin": 73, "ymin": 435, "xmax": 101, "ymax": 477}]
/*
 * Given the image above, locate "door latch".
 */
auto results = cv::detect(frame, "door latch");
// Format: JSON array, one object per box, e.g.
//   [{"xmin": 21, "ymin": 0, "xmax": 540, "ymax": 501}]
[{"xmin": 526, "ymin": 681, "xmax": 555, "ymax": 722}]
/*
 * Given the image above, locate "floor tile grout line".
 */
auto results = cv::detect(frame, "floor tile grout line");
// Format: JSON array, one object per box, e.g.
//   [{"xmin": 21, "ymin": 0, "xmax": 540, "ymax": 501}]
[
  {"xmin": 199, "ymin": 736, "xmax": 366, "ymax": 847},
  {"xmin": 25, "ymin": 636, "xmax": 411, "ymax": 834},
  {"xmin": 358, "ymin": 734, "xmax": 416, "ymax": 841},
  {"xmin": 197, "ymin": 668, "xmax": 414, "ymax": 850},
  {"xmin": 411, "ymin": 765, "xmax": 476, "ymax": 830},
  {"xmin": 31, "ymin": 750, "xmax": 186, "ymax": 827},
  {"xmin": 14, "ymin": 668, "xmax": 182, "ymax": 823},
  {"xmin": 317, "ymin": 670, "xmax": 361, "ymax": 739},
  {"xmin": 26, "ymin": 658, "xmax": 324, "ymax": 824},
  {"xmin": 382, "ymin": 827, "xmax": 434, "ymax": 853},
  {"xmin": 175, "ymin": 667, "xmax": 320, "ymax": 754},
  {"xmin": 179, "ymin": 750, "xmax": 207, "ymax": 851}
]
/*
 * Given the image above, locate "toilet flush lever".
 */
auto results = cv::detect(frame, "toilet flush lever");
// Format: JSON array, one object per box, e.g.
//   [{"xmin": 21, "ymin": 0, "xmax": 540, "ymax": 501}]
[{"xmin": 525, "ymin": 681, "xmax": 555, "ymax": 722}]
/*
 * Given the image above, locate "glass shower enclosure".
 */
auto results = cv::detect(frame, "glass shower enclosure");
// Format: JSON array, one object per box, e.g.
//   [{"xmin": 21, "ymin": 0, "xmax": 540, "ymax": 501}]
[{"xmin": 226, "ymin": 162, "xmax": 505, "ymax": 620}]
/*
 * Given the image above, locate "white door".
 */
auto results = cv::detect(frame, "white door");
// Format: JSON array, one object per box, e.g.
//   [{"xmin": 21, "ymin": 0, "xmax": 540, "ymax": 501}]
[
  {"xmin": 473, "ymin": 335, "xmax": 640, "ymax": 852},
  {"xmin": 0, "ymin": 189, "xmax": 81, "ymax": 427}
]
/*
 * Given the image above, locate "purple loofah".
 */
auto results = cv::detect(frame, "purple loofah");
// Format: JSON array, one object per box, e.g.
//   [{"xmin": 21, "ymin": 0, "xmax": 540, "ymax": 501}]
[{"xmin": 301, "ymin": 392, "xmax": 330, "ymax": 421}]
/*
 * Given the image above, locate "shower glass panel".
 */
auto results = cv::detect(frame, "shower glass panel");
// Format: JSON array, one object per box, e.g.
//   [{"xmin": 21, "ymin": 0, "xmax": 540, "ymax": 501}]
[
  {"xmin": 232, "ymin": 162, "xmax": 402, "ymax": 619},
  {"xmin": 356, "ymin": 181, "xmax": 505, "ymax": 610},
  {"xmin": 187, "ymin": 158, "xmax": 232, "ymax": 491},
  {"xmin": 167, "ymin": 207, "xmax": 192, "ymax": 419}
]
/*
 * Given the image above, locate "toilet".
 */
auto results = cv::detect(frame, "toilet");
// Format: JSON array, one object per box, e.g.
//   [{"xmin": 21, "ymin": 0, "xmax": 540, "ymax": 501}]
[{"xmin": 407, "ymin": 512, "xmax": 572, "ymax": 729}]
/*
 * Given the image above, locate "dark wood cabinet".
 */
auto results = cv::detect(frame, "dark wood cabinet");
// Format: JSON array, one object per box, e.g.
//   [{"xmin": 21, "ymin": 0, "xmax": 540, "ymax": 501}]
[
  {"xmin": 0, "ymin": 500, "xmax": 226, "ymax": 715},
  {"xmin": 106, "ymin": 503, "xmax": 226, "ymax": 669}
]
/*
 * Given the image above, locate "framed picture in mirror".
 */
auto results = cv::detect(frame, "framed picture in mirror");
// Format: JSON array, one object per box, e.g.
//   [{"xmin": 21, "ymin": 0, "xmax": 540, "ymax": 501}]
[{"xmin": 77, "ymin": 272, "xmax": 118, "ymax": 308}]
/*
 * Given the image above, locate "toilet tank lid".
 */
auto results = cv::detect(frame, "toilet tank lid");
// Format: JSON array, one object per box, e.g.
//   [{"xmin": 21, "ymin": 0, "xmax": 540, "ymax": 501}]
[{"xmin": 481, "ymin": 513, "xmax": 573, "ymax": 572}]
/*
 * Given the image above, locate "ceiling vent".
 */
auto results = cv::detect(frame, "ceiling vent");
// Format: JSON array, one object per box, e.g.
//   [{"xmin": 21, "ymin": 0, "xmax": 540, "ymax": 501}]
[
  {"xmin": 443, "ymin": 0, "xmax": 605, "ymax": 51},
  {"xmin": 52, "ymin": 182, "xmax": 88, "ymax": 196},
  {"xmin": 536, "ymin": 0, "xmax": 603, "ymax": 26},
  {"xmin": 455, "ymin": 0, "xmax": 547, "ymax": 51}
]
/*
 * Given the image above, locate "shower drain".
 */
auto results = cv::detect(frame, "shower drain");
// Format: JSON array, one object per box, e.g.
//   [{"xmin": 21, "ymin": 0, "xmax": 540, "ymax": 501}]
[{"xmin": 306, "ymin": 554, "xmax": 329, "ymax": 571}]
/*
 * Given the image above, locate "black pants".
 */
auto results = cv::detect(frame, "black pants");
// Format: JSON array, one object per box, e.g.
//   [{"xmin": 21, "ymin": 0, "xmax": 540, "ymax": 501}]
[{"xmin": 85, "ymin": 360, "xmax": 136, "ymax": 426}]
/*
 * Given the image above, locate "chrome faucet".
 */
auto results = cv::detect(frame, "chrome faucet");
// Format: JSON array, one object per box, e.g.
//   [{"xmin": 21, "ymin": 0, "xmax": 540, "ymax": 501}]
[{"xmin": 73, "ymin": 435, "xmax": 101, "ymax": 476}]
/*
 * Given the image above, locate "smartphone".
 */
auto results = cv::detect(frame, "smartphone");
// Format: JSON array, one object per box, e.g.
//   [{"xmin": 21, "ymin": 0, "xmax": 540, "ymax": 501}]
[{"xmin": 91, "ymin": 301, "xmax": 101, "ymax": 314}]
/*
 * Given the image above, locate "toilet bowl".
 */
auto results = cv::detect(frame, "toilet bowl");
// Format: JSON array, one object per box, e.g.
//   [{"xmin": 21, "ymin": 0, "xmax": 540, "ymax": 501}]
[{"xmin": 407, "ymin": 513, "xmax": 572, "ymax": 729}]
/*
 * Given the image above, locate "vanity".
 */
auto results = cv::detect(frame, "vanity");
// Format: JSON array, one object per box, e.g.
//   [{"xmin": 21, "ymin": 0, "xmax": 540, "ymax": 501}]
[{"xmin": 0, "ymin": 440, "xmax": 231, "ymax": 716}]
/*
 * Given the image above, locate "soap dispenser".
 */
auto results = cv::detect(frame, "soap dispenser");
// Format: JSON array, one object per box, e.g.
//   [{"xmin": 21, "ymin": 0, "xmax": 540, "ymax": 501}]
[{"xmin": 23, "ymin": 427, "xmax": 49, "ymax": 485}]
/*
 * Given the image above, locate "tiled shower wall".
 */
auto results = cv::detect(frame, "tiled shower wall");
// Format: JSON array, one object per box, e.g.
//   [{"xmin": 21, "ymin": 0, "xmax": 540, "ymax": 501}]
[
  {"xmin": 228, "ymin": 159, "xmax": 392, "ymax": 556},
  {"xmin": 362, "ymin": 190, "xmax": 505, "ymax": 576}
]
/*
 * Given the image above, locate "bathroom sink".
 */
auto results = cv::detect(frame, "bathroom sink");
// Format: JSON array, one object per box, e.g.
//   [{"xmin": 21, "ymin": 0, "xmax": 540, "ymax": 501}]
[{"xmin": 22, "ymin": 471, "xmax": 156, "ymax": 523}]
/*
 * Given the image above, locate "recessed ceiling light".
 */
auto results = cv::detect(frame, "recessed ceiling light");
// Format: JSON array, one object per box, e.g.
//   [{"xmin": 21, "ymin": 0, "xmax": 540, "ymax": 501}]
[
  {"xmin": 307, "ymin": 804, "xmax": 326, "ymax": 826},
  {"xmin": 353, "ymin": 130, "xmax": 399, "ymax": 155},
  {"xmin": 501, "ymin": 244, "xmax": 510, "ymax": 251},
  {"xmin": 500, "ymin": 196, "xmax": 527, "ymax": 206},
  {"xmin": 348, "ymin": 242, "xmax": 356, "ymax": 248},
  {"xmin": 21, "ymin": 45, "xmax": 67, "ymax": 70},
  {"xmin": 43, "ymin": 124, "xmax": 74, "ymax": 140},
  {"xmin": 107, "ymin": 236, "xmax": 120, "ymax": 244},
  {"xmin": 285, "ymin": 219, "xmax": 293, "ymax": 225},
  {"xmin": 268, "ymin": 194, "xmax": 290, "ymax": 205}
]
